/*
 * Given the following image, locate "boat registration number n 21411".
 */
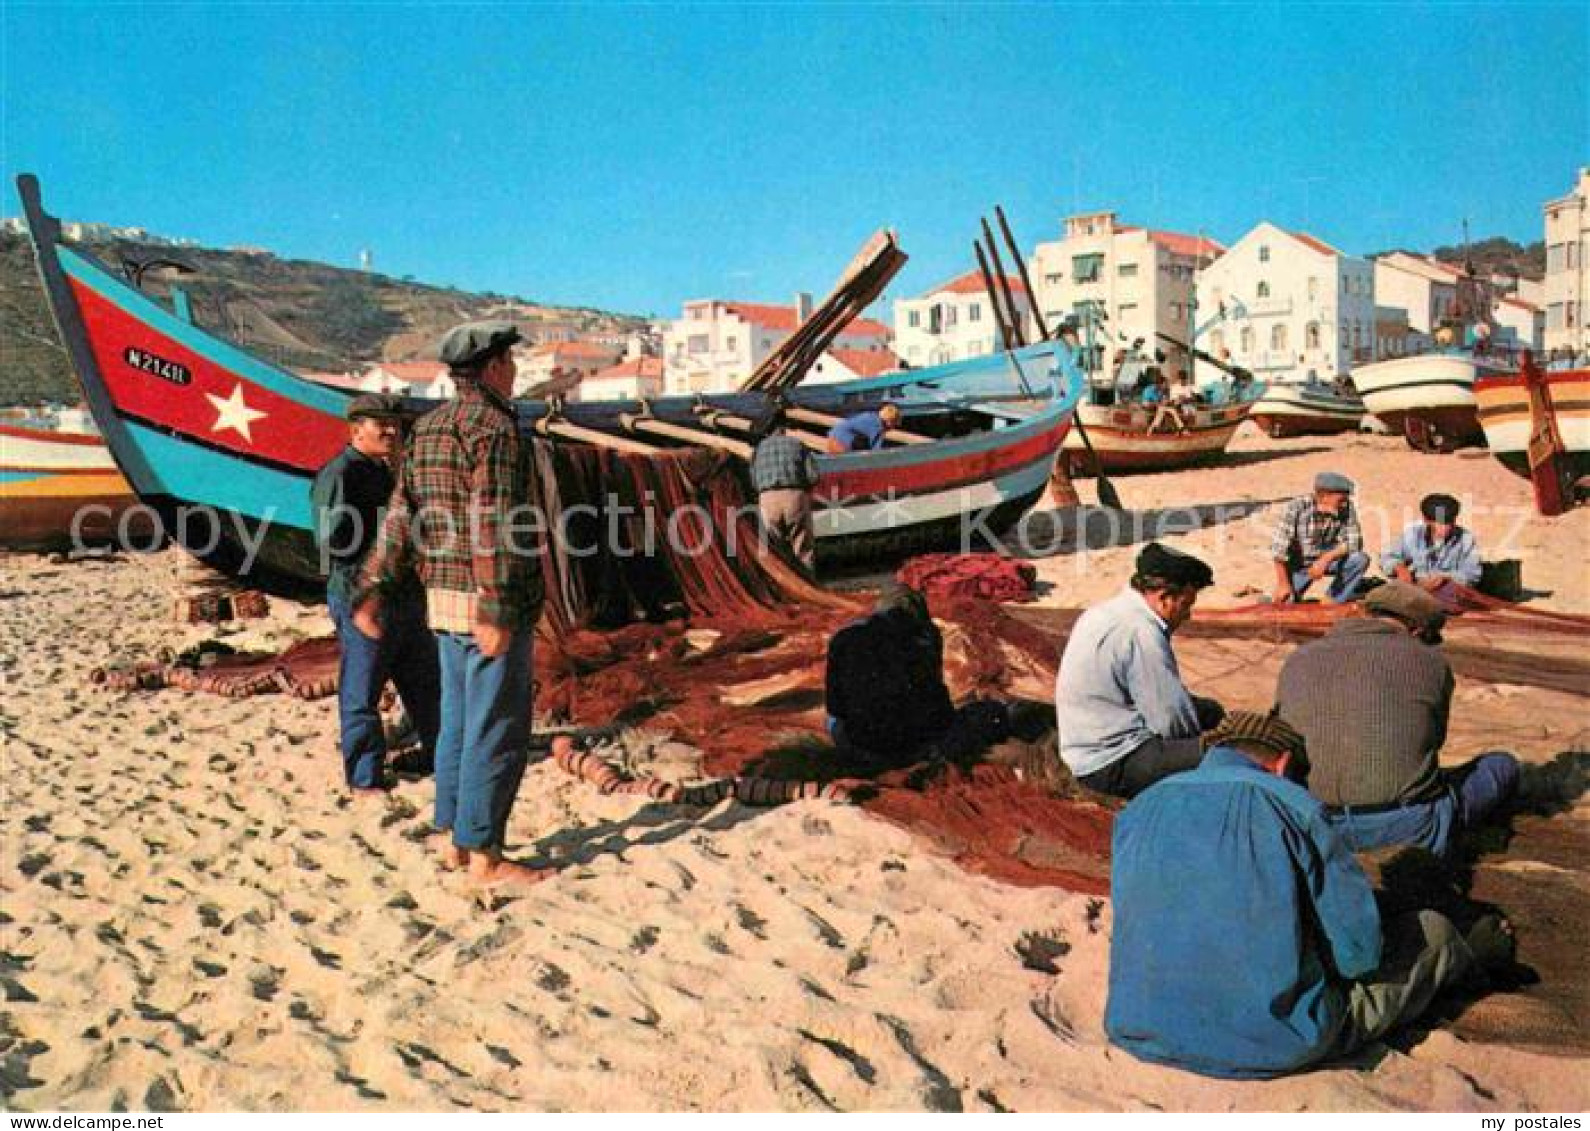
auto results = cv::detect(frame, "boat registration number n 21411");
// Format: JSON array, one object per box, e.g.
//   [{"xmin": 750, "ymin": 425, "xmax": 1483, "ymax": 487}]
[{"xmin": 123, "ymin": 346, "xmax": 192, "ymax": 386}]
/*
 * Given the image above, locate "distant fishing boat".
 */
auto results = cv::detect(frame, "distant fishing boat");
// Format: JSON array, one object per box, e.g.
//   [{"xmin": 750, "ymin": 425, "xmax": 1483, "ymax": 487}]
[
  {"xmin": 1059, "ymin": 392, "xmax": 1262, "ymax": 474},
  {"xmin": 1474, "ymin": 354, "xmax": 1588, "ymax": 516},
  {"xmin": 1350, "ymin": 350, "xmax": 1515, "ymax": 451},
  {"xmin": 16, "ymin": 175, "xmax": 1082, "ymax": 592},
  {"xmin": 1250, "ymin": 379, "xmax": 1365, "ymax": 438},
  {"xmin": 0, "ymin": 422, "xmax": 152, "ymax": 550}
]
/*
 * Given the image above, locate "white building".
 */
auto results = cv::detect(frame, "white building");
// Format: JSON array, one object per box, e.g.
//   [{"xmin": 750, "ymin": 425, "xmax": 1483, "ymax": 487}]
[
  {"xmin": 360, "ymin": 361, "xmax": 454, "ymax": 399},
  {"xmin": 514, "ymin": 340, "xmax": 622, "ymax": 397},
  {"xmin": 1030, "ymin": 211, "xmax": 1221, "ymax": 375},
  {"xmin": 1543, "ymin": 167, "xmax": 1589, "ymax": 357},
  {"xmin": 1493, "ymin": 294, "xmax": 1544, "ymax": 351},
  {"xmin": 662, "ymin": 295, "xmax": 892, "ymax": 395},
  {"xmin": 575, "ymin": 355, "xmax": 666, "ymax": 402},
  {"xmin": 1197, "ymin": 222, "xmax": 1375, "ymax": 382},
  {"xmin": 1374, "ymin": 251, "xmax": 1542, "ymax": 353},
  {"xmin": 892, "ymin": 270, "xmax": 1030, "ymax": 367}
]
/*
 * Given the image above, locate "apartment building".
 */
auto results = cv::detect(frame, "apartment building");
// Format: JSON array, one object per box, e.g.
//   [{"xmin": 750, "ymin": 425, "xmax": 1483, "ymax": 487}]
[
  {"xmin": 1029, "ymin": 211, "xmax": 1221, "ymax": 375},
  {"xmin": 1543, "ymin": 167, "xmax": 1589, "ymax": 356},
  {"xmin": 892, "ymin": 271, "xmax": 1031, "ymax": 367},
  {"xmin": 1197, "ymin": 222, "xmax": 1375, "ymax": 382}
]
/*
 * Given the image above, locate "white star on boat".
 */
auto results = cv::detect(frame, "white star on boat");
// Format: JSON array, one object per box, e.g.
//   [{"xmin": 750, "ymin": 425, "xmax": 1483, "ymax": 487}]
[{"xmin": 205, "ymin": 383, "xmax": 267, "ymax": 442}]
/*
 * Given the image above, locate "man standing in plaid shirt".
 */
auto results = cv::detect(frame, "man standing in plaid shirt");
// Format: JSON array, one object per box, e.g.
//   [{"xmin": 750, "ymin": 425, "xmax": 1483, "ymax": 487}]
[
  {"xmin": 354, "ymin": 320, "xmax": 548, "ymax": 889},
  {"xmin": 750, "ymin": 408, "xmax": 820, "ymax": 571},
  {"xmin": 1270, "ymin": 471, "xmax": 1370, "ymax": 604}
]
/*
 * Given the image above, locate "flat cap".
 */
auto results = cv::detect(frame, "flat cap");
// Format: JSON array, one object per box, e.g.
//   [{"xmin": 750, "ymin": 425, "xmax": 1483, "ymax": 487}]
[
  {"xmin": 438, "ymin": 320, "xmax": 521, "ymax": 369},
  {"xmin": 1421, "ymin": 492, "xmax": 1461, "ymax": 523},
  {"xmin": 1364, "ymin": 580, "xmax": 1446, "ymax": 633},
  {"xmin": 1135, "ymin": 541, "xmax": 1214, "ymax": 589},
  {"xmin": 1205, "ymin": 710, "xmax": 1307, "ymax": 758},
  {"xmin": 345, "ymin": 392, "xmax": 406, "ymax": 421},
  {"xmin": 1314, "ymin": 471, "xmax": 1354, "ymax": 493}
]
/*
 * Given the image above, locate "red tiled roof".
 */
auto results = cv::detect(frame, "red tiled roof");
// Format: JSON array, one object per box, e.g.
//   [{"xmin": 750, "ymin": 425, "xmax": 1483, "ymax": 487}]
[
  {"xmin": 1291, "ymin": 230, "xmax": 1342, "ymax": 258},
  {"xmin": 302, "ymin": 371, "xmax": 361, "ymax": 390},
  {"xmin": 530, "ymin": 340, "xmax": 620, "ymax": 358},
  {"xmin": 827, "ymin": 348, "xmax": 902, "ymax": 377},
  {"xmin": 1148, "ymin": 229, "xmax": 1223, "ymax": 258},
  {"xmin": 722, "ymin": 301, "xmax": 889, "ymax": 338},
  {"xmin": 589, "ymin": 357, "xmax": 665, "ymax": 382},
  {"xmin": 931, "ymin": 270, "xmax": 1028, "ymax": 297}
]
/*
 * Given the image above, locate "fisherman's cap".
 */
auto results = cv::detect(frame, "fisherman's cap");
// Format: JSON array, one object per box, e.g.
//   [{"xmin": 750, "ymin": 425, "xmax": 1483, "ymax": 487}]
[
  {"xmin": 1135, "ymin": 541, "xmax": 1214, "ymax": 589},
  {"xmin": 438, "ymin": 320, "xmax": 522, "ymax": 369},
  {"xmin": 1421, "ymin": 492, "xmax": 1461, "ymax": 523},
  {"xmin": 1314, "ymin": 471, "xmax": 1354, "ymax": 494},
  {"xmin": 345, "ymin": 393, "xmax": 406, "ymax": 422},
  {"xmin": 1364, "ymin": 580, "xmax": 1446, "ymax": 633},
  {"xmin": 1205, "ymin": 710, "xmax": 1307, "ymax": 759}
]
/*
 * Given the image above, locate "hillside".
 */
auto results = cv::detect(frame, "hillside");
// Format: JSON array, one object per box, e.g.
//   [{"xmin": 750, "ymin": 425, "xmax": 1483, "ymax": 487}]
[
  {"xmin": 0, "ymin": 230, "xmax": 646, "ymax": 406},
  {"xmin": 1370, "ymin": 235, "xmax": 1546, "ymax": 282}
]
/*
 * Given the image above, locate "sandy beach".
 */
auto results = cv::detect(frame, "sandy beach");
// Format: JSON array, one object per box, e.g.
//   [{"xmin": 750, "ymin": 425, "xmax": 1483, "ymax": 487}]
[{"xmin": 2, "ymin": 429, "xmax": 1587, "ymax": 1112}]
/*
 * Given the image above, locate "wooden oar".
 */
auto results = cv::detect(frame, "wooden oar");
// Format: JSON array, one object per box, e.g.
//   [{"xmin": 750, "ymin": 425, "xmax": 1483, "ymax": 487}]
[{"xmin": 1070, "ymin": 406, "xmax": 1123, "ymax": 510}]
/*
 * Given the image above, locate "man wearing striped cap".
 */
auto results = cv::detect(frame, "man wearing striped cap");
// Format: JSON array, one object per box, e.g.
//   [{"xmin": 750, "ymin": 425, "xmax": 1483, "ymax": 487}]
[{"xmin": 1106, "ymin": 710, "xmax": 1514, "ymax": 1078}]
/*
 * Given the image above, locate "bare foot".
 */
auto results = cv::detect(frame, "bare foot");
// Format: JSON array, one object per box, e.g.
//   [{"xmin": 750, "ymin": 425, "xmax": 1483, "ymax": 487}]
[
  {"xmin": 350, "ymin": 786, "xmax": 391, "ymax": 803},
  {"xmin": 467, "ymin": 854, "xmax": 555, "ymax": 891},
  {"xmin": 431, "ymin": 835, "xmax": 468, "ymax": 873},
  {"xmin": 1465, "ymin": 914, "xmax": 1516, "ymax": 972}
]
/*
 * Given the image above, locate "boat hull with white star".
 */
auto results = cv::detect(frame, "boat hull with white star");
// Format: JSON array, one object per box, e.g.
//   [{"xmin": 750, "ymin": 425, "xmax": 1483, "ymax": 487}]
[{"xmin": 17, "ymin": 174, "xmax": 1082, "ymax": 591}]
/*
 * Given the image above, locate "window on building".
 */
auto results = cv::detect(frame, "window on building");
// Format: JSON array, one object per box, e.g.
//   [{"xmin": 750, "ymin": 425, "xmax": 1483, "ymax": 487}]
[
  {"xmin": 1239, "ymin": 327, "xmax": 1254, "ymax": 354},
  {"xmin": 946, "ymin": 306, "xmax": 958, "ymax": 327},
  {"xmin": 1118, "ymin": 302, "xmax": 1137, "ymax": 319},
  {"xmin": 1257, "ymin": 282, "xmax": 1271, "ymax": 299},
  {"xmin": 762, "ymin": 338, "xmax": 771, "ymax": 349},
  {"xmin": 1169, "ymin": 302, "xmax": 1183, "ymax": 321},
  {"xmin": 1258, "ymin": 245, "xmax": 1270, "ymax": 263},
  {"xmin": 1072, "ymin": 299, "xmax": 1104, "ymax": 321},
  {"xmin": 908, "ymin": 310, "xmax": 921, "ymax": 328},
  {"xmin": 969, "ymin": 302, "xmax": 981, "ymax": 322},
  {"xmin": 1045, "ymin": 272, "xmax": 1063, "ymax": 285},
  {"xmin": 688, "ymin": 334, "xmax": 709, "ymax": 355},
  {"xmin": 1271, "ymin": 324, "xmax": 1288, "ymax": 351},
  {"xmin": 1307, "ymin": 276, "xmax": 1319, "ymax": 301},
  {"xmin": 1547, "ymin": 304, "xmax": 1564, "ymax": 331},
  {"xmin": 1118, "ymin": 263, "xmax": 1139, "ymax": 278},
  {"xmin": 1072, "ymin": 253, "xmax": 1104, "ymax": 283},
  {"xmin": 726, "ymin": 336, "xmax": 737, "ymax": 352},
  {"xmin": 1306, "ymin": 322, "xmax": 1321, "ymax": 349}
]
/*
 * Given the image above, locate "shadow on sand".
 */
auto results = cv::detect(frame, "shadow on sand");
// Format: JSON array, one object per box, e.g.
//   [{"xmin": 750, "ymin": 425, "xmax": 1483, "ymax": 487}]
[{"xmin": 998, "ymin": 499, "xmax": 1282, "ymax": 561}]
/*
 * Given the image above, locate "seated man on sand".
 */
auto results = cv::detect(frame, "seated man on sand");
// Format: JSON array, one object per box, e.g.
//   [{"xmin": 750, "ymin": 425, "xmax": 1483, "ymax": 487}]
[
  {"xmin": 826, "ymin": 581, "xmax": 1009, "ymax": 771},
  {"xmin": 825, "ymin": 402, "xmax": 902, "ymax": 454},
  {"xmin": 1055, "ymin": 543, "xmax": 1224, "ymax": 799},
  {"xmin": 1106, "ymin": 710, "xmax": 1514, "ymax": 1079},
  {"xmin": 1380, "ymin": 492, "xmax": 1483, "ymax": 603},
  {"xmin": 1270, "ymin": 471, "xmax": 1370, "ymax": 604},
  {"xmin": 1276, "ymin": 581, "xmax": 1519, "ymax": 858}
]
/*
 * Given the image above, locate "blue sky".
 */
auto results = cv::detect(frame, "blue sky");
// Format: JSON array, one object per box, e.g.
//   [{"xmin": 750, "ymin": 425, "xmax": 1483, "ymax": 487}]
[{"xmin": 4, "ymin": 3, "xmax": 1586, "ymax": 317}]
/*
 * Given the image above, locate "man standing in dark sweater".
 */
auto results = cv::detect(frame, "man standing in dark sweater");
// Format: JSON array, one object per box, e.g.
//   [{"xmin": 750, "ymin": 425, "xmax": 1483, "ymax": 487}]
[
  {"xmin": 1275, "ymin": 581, "xmax": 1518, "ymax": 857},
  {"xmin": 311, "ymin": 394, "xmax": 440, "ymax": 795}
]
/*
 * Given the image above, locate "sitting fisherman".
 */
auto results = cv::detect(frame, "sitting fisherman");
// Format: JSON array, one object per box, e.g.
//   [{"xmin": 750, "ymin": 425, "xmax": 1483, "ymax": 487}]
[
  {"xmin": 825, "ymin": 581, "xmax": 1009, "ymax": 771},
  {"xmin": 1270, "ymin": 471, "xmax": 1370, "ymax": 604},
  {"xmin": 1055, "ymin": 543, "xmax": 1224, "ymax": 798},
  {"xmin": 825, "ymin": 402, "xmax": 902, "ymax": 454},
  {"xmin": 1106, "ymin": 709, "xmax": 1515, "ymax": 1079},
  {"xmin": 1276, "ymin": 581, "xmax": 1519, "ymax": 857},
  {"xmin": 1380, "ymin": 492, "xmax": 1482, "ymax": 602},
  {"xmin": 311, "ymin": 393, "xmax": 440, "ymax": 795},
  {"xmin": 749, "ymin": 408, "xmax": 819, "ymax": 572}
]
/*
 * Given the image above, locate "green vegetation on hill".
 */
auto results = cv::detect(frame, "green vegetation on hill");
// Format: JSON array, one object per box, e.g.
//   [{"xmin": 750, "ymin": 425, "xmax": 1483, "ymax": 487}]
[
  {"xmin": 0, "ymin": 230, "xmax": 645, "ymax": 406},
  {"xmin": 1370, "ymin": 236, "xmax": 1546, "ymax": 282}
]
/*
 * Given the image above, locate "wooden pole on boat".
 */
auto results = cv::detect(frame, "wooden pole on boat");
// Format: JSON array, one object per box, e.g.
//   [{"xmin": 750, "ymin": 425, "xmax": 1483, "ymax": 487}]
[
  {"xmin": 783, "ymin": 405, "xmax": 932, "ymax": 445},
  {"xmin": 619, "ymin": 412, "xmax": 754, "ymax": 458},
  {"xmin": 533, "ymin": 417, "xmax": 665, "ymax": 456},
  {"xmin": 995, "ymin": 205, "xmax": 1049, "ymax": 341},
  {"xmin": 980, "ymin": 216, "xmax": 1027, "ymax": 348},
  {"xmin": 973, "ymin": 240, "xmax": 1015, "ymax": 351},
  {"xmin": 1520, "ymin": 350, "xmax": 1571, "ymax": 517}
]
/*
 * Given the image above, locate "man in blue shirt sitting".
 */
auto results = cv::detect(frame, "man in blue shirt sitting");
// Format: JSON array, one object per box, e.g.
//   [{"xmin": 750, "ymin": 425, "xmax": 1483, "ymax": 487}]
[
  {"xmin": 825, "ymin": 402, "xmax": 901, "ymax": 454},
  {"xmin": 1106, "ymin": 710, "xmax": 1514, "ymax": 1079},
  {"xmin": 1380, "ymin": 492, "xmax": 1483, "ymax": 604}
]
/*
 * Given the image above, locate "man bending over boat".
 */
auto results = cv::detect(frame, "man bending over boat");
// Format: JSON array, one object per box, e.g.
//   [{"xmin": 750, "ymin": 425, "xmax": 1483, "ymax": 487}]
[
  {"xmin": 1106, "ymin": 709, "xmax": 1515, "ymax": 1079},
  {"xmin": 1380, "ymin": 492, "xmax": 1482, "ymax": 605},
  {"xmin": 355, "ymin": 320, "xmax": 550, "ymax": 890},
  {"xmin": 825, "ymin": 402, "xmax": 901, "ymax": 454},
  {"xmin": 750, "ymin": 408, "xmax": 819, "ymax": 572},
  {"xmin": 312, "ymin": 393, "xmax": 441, "ymax": 796},
  {"xmin": 1270, "ymin": 471, "xmax": 1370, "ymax": 604},
  {"xmin": 1055, "ymin": 543, "xmax": 1225, "ymax": 798},
  {"xmin": 1275, "ymin": 581, "xmax": 1519, "ymax": 858}
]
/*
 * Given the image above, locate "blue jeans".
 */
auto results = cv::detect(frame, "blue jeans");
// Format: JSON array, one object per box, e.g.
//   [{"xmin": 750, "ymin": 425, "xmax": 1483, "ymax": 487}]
[
  {"xmin": 328, "ymin": 592, "xmax": 441, "ymax": 789},
  {"xmin": 434, "ymin": 630, "xmax": 532, "ymax": 851},
  {"xmin": 1324, "ymin": 752, "xmax": 1520, "ymax": 858},
  {"xmin": 1292, "ymin": 551, "xmax": 1370, "ymax": 603}
]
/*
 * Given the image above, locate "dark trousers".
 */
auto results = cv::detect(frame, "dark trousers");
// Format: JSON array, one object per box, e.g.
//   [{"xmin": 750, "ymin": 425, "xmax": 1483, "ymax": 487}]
[
  {"xmin": 828, "ymin": 700, "xmax": 1011, "ymax": 771},
  {"xmin": 1080, "ymin": 734, "xmax": 1206, "ymax": 799},
  {"xmin": 328, "ymin": 593, "xmax": 441, "ymax": 789},
  {"xmin": 1324, "ymin": 753, "xmax": 1521, "ymax": 858}
]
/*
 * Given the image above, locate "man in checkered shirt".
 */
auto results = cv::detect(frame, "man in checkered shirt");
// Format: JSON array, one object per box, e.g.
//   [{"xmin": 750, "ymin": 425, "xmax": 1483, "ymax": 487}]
[
  {"xmin": 355, "ymin": 320, "xmax": 548, "ymax": 890},
  {"xmin": 1270, "ymin": 471, "xmax": 1370, "ymax": 604}
]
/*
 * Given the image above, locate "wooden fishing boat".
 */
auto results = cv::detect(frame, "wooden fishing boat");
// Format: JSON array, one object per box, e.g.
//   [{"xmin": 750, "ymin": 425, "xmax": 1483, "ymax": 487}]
[
  {"xmin": 1249, "ymin": 380, "xmax": 1365, "ymax": 438},
  {"xmin": 1058, "ymin": 389, "xmax": 1262, "ymax": 474},
  {"xmin": 0, "ymin": 422, "xmax": 154, "ymax": 550},
  {"xmin": 17, "ymin": 175, "xmax": 1081, "ymax": 592},
  {"xmin": 1474, "ymin": 356, "xmax": 1589, "ymax": 515},
  {"xmin": 1349, "ymin": 350, "xmax": 1516, "ymax": 452}
]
